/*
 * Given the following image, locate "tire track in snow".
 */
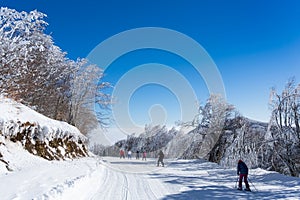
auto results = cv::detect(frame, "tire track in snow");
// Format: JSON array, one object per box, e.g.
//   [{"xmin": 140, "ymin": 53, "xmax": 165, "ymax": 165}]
[
  {"xmin": 92, "ymin": 157, "xmax": 170, "ymax": 200},
  {"xmin": 121, "ymin": 173, "xmax": 129, "ymax": 200},
  {"xmin": 91, "ymin": 165, "xmax": 114, "ymax": 200}
]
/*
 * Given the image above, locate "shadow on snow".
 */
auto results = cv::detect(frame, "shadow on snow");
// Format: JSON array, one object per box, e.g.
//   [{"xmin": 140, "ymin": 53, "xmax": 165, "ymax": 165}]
[{"xmin": 149, "ymin": 159, "xmax": 300, "ymax": 200}]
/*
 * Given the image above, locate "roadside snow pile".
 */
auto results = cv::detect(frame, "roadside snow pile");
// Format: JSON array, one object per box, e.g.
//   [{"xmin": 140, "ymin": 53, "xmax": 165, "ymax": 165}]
[
  {"xmin": 0, "ymin": 97, "xmax": 88, "ymax": 168},
  {"xmin": 0, "ymin": 140, "xmax": 100, "ymax": 200}
]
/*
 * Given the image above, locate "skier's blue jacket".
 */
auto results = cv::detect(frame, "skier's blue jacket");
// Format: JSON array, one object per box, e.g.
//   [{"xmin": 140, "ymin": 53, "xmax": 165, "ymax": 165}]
[{"xmin": 237, "ymin": 160, "xmax": 248, "ymax": 175}]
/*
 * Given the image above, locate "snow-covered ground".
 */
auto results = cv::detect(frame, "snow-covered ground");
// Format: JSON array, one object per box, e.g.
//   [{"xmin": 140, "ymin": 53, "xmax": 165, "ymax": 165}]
[
  {"xmin": 1, "ymin": 146, "xmax": 299, "ymax": 200},
  {"xmin": 0, "ymin": 96, "xmax": 299, "ymax": 199}
]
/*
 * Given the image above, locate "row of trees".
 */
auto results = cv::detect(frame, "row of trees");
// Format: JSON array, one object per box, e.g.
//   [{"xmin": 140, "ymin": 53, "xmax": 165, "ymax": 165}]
[
  {"xmin": 177, "ymin": 79, "xmax": 299, "ymax": 176},
  {"xmin": 0, "ymin": 7, "xmax": 111, "ymax": 134}
]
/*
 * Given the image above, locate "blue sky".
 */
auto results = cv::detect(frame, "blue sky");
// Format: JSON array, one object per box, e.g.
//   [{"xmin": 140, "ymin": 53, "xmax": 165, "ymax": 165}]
[{"xmin": 2, "ymin": 0, "xmax": 300, "ymax": 129}]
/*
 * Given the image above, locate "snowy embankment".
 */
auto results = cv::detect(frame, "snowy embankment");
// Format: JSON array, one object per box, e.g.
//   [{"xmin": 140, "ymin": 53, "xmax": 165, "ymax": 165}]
[
  {"xmin": 0, "ymin": 141, "xmax": 100, "ymax": 199},
  {"xmin": 0, "ymin": 97, "xmax": 88, "ymax": 168}
]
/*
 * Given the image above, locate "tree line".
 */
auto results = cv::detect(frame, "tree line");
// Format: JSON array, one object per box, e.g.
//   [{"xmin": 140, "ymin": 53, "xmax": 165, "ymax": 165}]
[
  {"xmin": 0, "ymin": 7, "xmax": 111, "ymax": 134},
  {"xmin": 177, "ymin": 78, "xmax": 300, "ymax": 176}
]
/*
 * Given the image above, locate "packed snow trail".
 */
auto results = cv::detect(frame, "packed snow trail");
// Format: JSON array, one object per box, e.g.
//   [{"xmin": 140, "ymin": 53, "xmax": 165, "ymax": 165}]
[
  {"xmin": 1, "ymin": 153, "xmax": 300, "ymax": 199},
  {"xmin": 85, "ymin": 157, "xmax": 300, "ymax": 200},
  {"xmin": 90, "ymin": 157, "xmax": 176, "ymax": 199},
  {"xmin": 92, "ymin": 157, "xmax": 300, "ymax": 200}
]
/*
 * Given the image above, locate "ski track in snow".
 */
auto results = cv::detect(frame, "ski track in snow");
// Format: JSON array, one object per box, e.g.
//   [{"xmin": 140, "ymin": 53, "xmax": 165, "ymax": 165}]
[
  {"xmin": 91, "ymin": 157, "xmax": 172, "ymax": 200},
  {"xmin": 72, "ymin": 157, "xmax": 300, "ymax": 200},
  {"xmin": 1, "ymin": 155, "xmax": 300, "ymax": 200}
]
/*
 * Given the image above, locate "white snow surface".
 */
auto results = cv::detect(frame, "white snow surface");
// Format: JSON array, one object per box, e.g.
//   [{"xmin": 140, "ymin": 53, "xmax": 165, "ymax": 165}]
[
  {"xmin": 1, "ymin": 147, "xmax": 299, "ymax": 200},
  {"xmin": 0, "ymin": 96, "xmax": 299, "ymax": 199},
  {"xmin": 0, "ymin": 96, "xmax": 85, "ymax": 141}
]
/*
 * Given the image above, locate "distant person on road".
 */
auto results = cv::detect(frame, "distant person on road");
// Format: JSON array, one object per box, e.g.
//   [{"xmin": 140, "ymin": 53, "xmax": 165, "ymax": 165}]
[
  {"xmin": 157, "ymin": 150, "xmax": 164, "ymax": 167},
  {"xmin": 119, "ymin": 149, "xmax": 125, "ymax": 159},
  {"xmin": 136, "ymin": 150, "xmax": 140, "ymax": 159},
  {"xmin": 237, "ymin": 159, "xmax": 251, "ymax": 191},
  {"xmin": 127, "ymin": 150, "xmax": 132, "ymax": 159},
  {"xmin": 142, "ymin": 151, "xmax": 147, "ymax": 161}
]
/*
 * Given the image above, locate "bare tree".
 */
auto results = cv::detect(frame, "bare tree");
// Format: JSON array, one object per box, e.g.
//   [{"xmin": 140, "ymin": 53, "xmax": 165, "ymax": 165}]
[
  {"xmin": 68, "ymin": 59, "xmax": 112, "ymax": 134},
  {"xmin": 269, "ymin": 78, "xmax": 300, "ymax": 176},
  {"xmin": 177, "ymin": 94, "xmax": 235, "ymax": 158}
]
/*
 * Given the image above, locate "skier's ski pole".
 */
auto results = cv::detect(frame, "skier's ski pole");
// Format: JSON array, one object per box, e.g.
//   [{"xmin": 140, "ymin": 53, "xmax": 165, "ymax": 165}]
[
  {"xmin": 234, "ymin": 176, "xmax": 239, "ymax": 189},
  {"xmin": 248, "ymin": 177, "xmax": 258, "ymax": 192}
]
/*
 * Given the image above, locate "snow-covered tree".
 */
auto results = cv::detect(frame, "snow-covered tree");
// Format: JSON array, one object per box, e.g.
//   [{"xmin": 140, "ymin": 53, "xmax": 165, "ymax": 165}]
[
  {"xmin": 68, "ymin": 59, "xmax": 111, "ymax": 133},
  {"xmin": 0, "ymin": 7, "xmax": 112, "ymax": 135},
  {"xmin": 269, "ymin": 78, "xmax": 300, "ymax": 176},
  {"xmin": 178, "ymin": 94, "xmax": 235, "ymax": 158},
  {"xmin": 100, "ymin": 125, "xmax": 178, "ymax": 158},
  {"xmin": 0, "ymin": 7, "xmax": 69, "ymax": 115},
  {"xmin": 194, "ymin": 95, "xmax": 233, "ymax": 158}
]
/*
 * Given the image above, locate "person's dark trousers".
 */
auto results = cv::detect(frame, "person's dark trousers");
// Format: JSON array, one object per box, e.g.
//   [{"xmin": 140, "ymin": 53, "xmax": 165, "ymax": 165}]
[
  {"xmin": 157, "ymin": 159, "xmax": 164, "ymax": 167},
  {"xmin": 239, "ymin": 174, "xmax": 250, "ymax": 189}
]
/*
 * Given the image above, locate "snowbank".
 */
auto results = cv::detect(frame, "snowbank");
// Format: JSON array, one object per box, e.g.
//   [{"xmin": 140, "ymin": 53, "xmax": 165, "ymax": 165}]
[
  {"xmin": 0, "ymin": 97, "xmax": 84, "ymax": 141},
  {"xmin": 0, "ymin": 140, "xmax": 100, "ymax": 200},
  {"xmin": 0, "ymin": 97, "xmax": 88, "ymax": 169}
]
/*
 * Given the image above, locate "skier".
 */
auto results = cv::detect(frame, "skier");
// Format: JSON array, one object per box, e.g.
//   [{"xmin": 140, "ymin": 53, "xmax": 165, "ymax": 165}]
[
  {"xmin": 142, "ymin": 151, "xmax": 147, "ymax": 161},
  {"xmin": 237, "ymin": 159, "xmax": 251, "ymax": 191},
  {"xmin": 136, "ymin": 150, "xmax": 140, "ymax": 159},
  {"xmin": 119, "ymin": 149, "xmax": 125, "ymax": 159},
  {"xmin": 127, "ymin": 150, "xmax": 132, "ymax": 159},
  {"xmin": 157, "ymin": 150, "xmax": 164, "ymax": 167}
]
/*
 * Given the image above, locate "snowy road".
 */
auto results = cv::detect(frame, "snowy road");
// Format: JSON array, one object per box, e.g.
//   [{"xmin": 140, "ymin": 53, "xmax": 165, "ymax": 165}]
[
  {"xmin": 83, "ymin": 157, "xmax": 300, "ymax": 200},
  {"xmin": 91, "ymin": 157, "xmax": 175, "ymax": 200},
  {"xmin": 1, "ymin": 152, "xmax": 300, "ymax": 200}
]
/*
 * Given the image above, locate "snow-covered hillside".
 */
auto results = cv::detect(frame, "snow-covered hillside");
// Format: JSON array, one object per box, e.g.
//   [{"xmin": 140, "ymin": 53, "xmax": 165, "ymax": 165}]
[{"xmin": 0, "ymin": 97, "xmax": 88, "ymax": 172}]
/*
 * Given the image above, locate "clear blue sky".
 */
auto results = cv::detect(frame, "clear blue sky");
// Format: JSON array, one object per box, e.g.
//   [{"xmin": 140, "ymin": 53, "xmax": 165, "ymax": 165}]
[{"xmin": 2, "ymin": 0, "xmax": 300, "ymax": 126}]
